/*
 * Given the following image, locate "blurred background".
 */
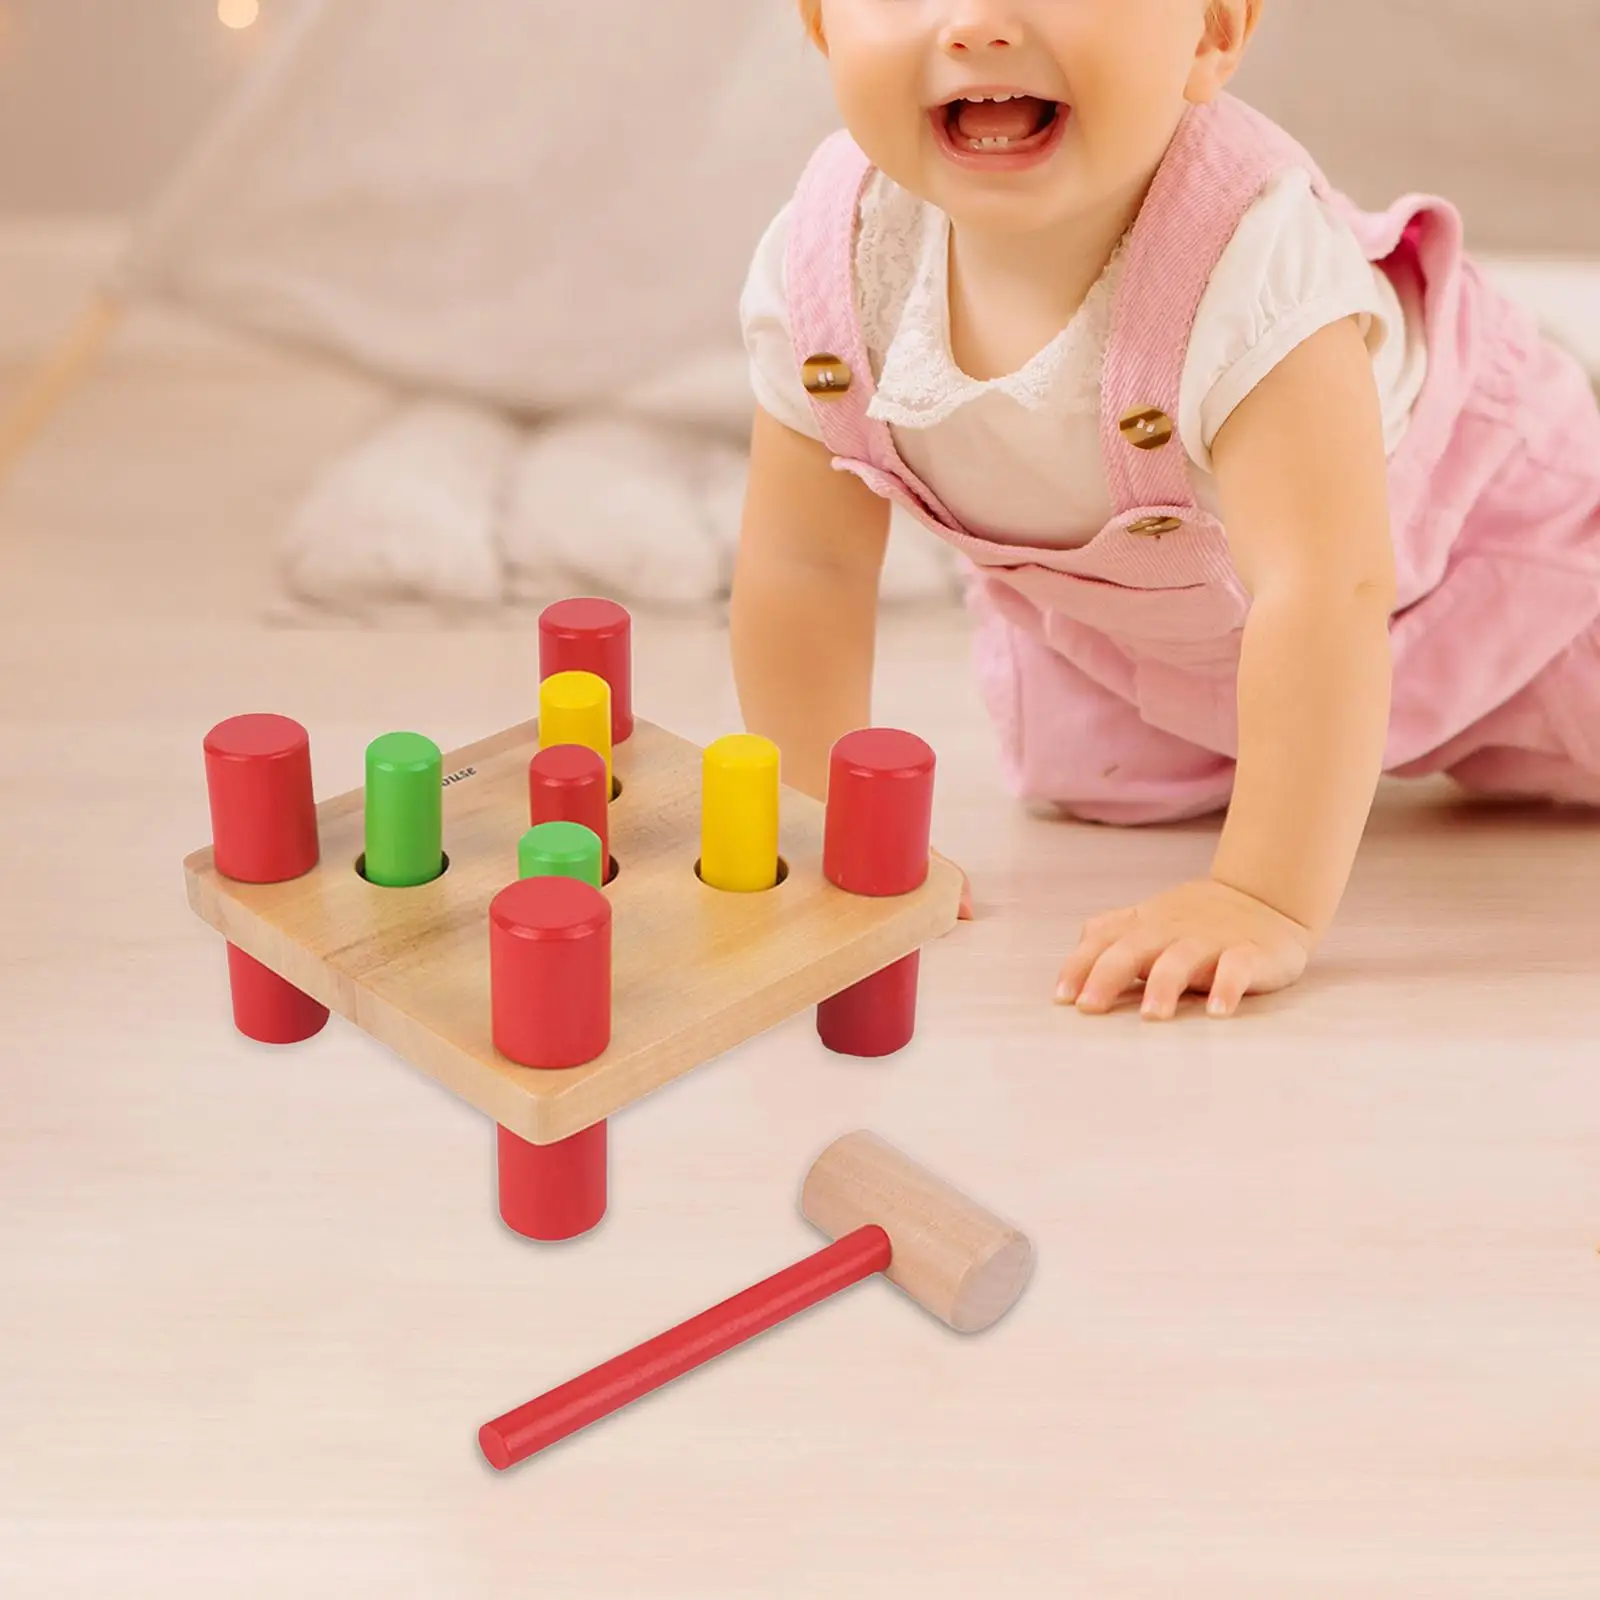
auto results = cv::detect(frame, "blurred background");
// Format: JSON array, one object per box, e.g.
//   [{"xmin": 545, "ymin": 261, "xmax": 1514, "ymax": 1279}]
[
  {"xmin": 0, "ymin": 0, "xmax": 1596, "ymax": 626},
  {"xmin": 3, "ymin": 1, "xmax": 1597, "ymax": 241}
]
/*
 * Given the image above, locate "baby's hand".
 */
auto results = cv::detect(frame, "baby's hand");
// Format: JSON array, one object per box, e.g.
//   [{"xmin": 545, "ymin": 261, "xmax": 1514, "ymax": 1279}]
[{"xmin": 1055, "ymin": 879, "xmax": 1312, "ymax": 1019}]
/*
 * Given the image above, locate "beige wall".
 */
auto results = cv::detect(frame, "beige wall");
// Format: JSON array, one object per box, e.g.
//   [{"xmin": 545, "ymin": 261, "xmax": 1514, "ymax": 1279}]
[
  {"xmin": 1234, "ymin": 1, "xmax": 1600, "ymax": 257},
  {"xmin": 0, "ymin": 0, "xmax": 276, "ymax": 215}
]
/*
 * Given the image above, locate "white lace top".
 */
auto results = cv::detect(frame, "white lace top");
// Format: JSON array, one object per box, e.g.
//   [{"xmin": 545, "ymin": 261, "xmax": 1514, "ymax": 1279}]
[{"xmin": 740, "ymin": 165, "xmax": 1429, "ymax": 548}]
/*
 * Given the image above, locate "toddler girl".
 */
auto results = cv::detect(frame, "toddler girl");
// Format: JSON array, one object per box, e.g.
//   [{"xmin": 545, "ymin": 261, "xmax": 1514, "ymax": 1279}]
[{"xmin": 730, "ymin": 0, "xmax": 1600, "ymax": 1018}]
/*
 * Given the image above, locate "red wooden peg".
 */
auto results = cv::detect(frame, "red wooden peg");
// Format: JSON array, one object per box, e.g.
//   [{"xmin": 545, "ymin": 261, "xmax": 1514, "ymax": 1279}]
[
  {"xmin": 538, "ymin": 597, "xmax": 633, "ymax": 744},
  {"xmin": 488, "ymin": 874, "xmax": 613, "ymax": 1240},
  {"xmin": 815, "ymin": 728, "xmax": 936, "ymax": 1057},
  {"xmin": 203, "ymin": 714, "xmax": 328, "ymax": 1044},
  {"xmin": 528, "ymin": 742, "xmax": 611, "ymax": 878}
]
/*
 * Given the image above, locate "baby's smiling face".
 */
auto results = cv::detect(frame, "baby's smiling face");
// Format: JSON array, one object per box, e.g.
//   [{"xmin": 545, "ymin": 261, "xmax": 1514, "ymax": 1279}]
[{"xmin": 808, "ymin": 1, "xmax": 1255, "ymax": 240}]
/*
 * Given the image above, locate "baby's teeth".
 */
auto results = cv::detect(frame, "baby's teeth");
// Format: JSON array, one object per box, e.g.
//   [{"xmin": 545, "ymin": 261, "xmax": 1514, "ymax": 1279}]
[{"xmin": 969, "ymin": 135, "xmax": 1012, "ymax": 149}]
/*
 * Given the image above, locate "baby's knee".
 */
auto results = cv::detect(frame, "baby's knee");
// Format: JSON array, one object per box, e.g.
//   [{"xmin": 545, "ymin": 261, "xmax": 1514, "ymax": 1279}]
[{"xmin": 1028, "ymin": 783, "xmax": 1233, "ymax": 828}]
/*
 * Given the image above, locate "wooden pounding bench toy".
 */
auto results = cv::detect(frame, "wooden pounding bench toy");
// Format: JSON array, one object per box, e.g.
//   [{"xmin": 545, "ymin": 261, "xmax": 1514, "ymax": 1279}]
[{"xmin": 182, "ymin": 597, "xmax": 966, "ymax": 1243}]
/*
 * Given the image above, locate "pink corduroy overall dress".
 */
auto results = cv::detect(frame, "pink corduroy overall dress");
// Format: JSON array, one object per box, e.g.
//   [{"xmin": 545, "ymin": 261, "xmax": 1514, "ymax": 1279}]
[{"xmin": 782, "ymin": 95, "xmax": 1600, "ymax": 822}]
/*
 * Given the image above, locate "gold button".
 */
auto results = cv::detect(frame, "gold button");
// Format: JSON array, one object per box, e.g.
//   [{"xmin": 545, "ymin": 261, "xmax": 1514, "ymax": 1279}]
[
  {"xmin": 801, "ymin": 354, "xmax": 852, "ymax": 398},
  {"xmin": 1118, "ymin": 405, "xmax": 1174, "ymax": 450},
  {"xmin": 1128, "ymin": 515, "xmax": 1182, "ymax": 536}
]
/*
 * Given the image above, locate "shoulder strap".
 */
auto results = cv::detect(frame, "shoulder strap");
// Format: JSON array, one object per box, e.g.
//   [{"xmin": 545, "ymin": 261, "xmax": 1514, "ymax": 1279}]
[
  {"xmin": 782, "ymin": 130, "xmax": 884, "ymax": 464},
  {"xmin": 1099, "ymin": 93, "xmax": 1331, "ymax": 510}
]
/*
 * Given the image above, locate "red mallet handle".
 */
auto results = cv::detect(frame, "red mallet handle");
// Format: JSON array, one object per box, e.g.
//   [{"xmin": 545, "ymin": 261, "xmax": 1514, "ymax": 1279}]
[{"xmin": 479, "ymin": 1224, "xmax": 892, "ymax": 1470}]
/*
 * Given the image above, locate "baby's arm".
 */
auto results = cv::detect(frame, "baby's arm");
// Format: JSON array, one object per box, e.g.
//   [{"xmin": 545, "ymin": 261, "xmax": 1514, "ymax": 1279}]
[
  {"xmin": 730, "ymin": 404, "xmax": 891, "ymax": 802},
  {"xmin": 1209, "ymin": 311, "xmax": 1397, "ymax": 939},
  {"xmin": 1059, "ymin": 313, "xmax": 1395, "ymax": 1017}
]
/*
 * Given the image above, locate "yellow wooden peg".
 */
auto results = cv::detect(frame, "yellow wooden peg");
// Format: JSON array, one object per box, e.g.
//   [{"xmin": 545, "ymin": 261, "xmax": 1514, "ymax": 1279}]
[
  {"xmin": 539, "ymin": 671, "xmax": 612, "ymax": 796},
  {"xmin": 700, "ymin": 734, "xmax": 780, "ymax": 892}
]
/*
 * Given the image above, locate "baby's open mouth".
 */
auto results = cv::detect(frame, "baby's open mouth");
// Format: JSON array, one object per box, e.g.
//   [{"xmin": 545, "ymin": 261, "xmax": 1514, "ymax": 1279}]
[{"xmin": 939, "ymin": 91, "xmax": 1062, "ymax": 154}]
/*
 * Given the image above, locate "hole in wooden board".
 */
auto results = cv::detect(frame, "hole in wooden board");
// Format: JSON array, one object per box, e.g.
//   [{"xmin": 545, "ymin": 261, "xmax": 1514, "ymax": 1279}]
[
  {"xmin": 354, "ymin": 851, "xmax": 450, "ymax": 884},
  {"xmin": 692, "ymin": 856, "xmax": 790, "ymax": 890}
]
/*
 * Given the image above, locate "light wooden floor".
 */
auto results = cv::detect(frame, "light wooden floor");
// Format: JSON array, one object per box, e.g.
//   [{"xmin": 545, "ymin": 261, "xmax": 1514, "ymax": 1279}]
[{"xmin": 2, "ymin": 332, "xmax": 1597, "ymax": 1598}]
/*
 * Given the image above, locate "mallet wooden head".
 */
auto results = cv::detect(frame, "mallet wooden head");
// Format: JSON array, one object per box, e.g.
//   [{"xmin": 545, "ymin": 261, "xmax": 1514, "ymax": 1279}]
[{"xmin": 801, "ymin": 1130, "xmax": 1034, "ymax": 1334}]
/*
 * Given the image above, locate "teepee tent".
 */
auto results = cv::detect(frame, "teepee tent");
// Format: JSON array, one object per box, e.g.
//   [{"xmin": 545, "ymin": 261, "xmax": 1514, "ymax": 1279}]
[{"xmin": 1231, "ymin": 0, "xmax": 1600, "ymax": 260}]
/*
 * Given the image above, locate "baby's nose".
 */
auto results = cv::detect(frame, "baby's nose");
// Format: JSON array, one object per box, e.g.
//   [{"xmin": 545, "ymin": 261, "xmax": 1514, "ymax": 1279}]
[{"xmin": 938, "ymin": 9, "xmax": 1023, "ymax": 55}]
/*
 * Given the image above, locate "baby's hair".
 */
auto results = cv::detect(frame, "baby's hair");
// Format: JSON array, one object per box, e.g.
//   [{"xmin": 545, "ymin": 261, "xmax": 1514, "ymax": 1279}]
[{"xmin": 797, "ymin": 2, "xmax": 1259, "ymax": 51}]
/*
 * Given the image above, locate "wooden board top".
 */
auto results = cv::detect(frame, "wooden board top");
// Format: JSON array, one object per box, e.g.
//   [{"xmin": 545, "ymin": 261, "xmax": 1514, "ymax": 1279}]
[{"xmin": 183, "ymin": 717, "xmax": 963, "ymax": 1143}]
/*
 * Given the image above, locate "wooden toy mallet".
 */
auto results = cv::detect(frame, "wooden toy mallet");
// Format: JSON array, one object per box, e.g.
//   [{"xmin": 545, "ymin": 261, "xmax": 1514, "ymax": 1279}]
[{"xmin": 479, "ymin": 1130, "xmax": 1035, "ymax": 1470}]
